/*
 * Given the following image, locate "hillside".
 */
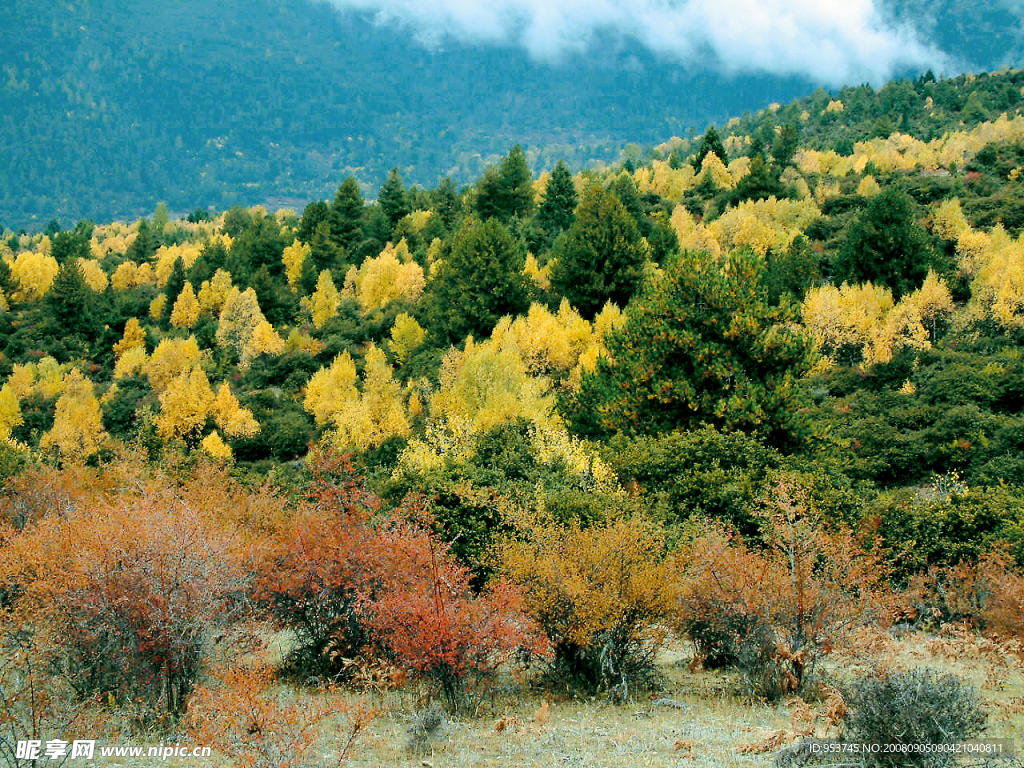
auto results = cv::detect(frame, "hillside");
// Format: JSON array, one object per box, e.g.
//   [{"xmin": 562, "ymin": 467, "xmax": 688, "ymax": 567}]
[
  {"xmin": 3, "ymin": 0, "xmax": 1023, "ymax": 230},
  {"xmin": 1, "ymin": 67, "xmax": 1024, "ymax": 763}
]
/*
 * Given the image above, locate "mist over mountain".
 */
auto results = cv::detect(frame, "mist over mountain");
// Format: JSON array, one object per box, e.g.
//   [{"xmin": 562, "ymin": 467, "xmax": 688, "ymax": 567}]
[{"xmin": 1, "ymin": 0, "xmax": 1020, "ymax": 230}]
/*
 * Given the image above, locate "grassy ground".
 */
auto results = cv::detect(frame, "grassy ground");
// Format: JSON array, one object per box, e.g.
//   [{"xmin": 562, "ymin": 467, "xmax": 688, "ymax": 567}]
[{"xmin": 23, "ymin": 627, "xmax": 1024, "ymax": 768}]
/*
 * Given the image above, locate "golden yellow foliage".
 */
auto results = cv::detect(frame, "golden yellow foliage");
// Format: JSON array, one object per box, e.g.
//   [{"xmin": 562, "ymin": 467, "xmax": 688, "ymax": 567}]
[
  {"xmin": 76, "ymin": 258, "xmax": 109, "ymax": 292},
  {"xmin": 113, "ymin": 318, "xmax": 146, "ymax": 359},
  {"xmin": 144, "ymin": 336, "xmax": 202, "ymax": 392},
  {"xmin": 6, "ymin": 363, "xmax": 36, "ymax": 399},
  {"xmin": 523, "ymin": 253, "xmax": 551, "ymax": 291},
  {"xmin": 388, "ymin": 312, "xmax": 426, "ymax": 363},
  {"xmin": 35, "ymin": 357, "xmax": 67, "ymax": 399},
  {"xmin": 856, "ymin": 175, "xmax": 881, "ymax": 197},
  {"xmin": 40, "ymin": 369, "xmax": 108, "ymax": 458},
  {"xmin": 0, "ymin": 385, "xmax": 23, "ymax": 442},
  {"xmin": 932, "ymin": 198, "xmax": 970, "ymax": 242},
  {"xmin": 200, "ymin": 430, "xmax": 232, "ymax": 460},
  {"xmin": 113, "ymin": 345, "xmax": 148, "ymax": 379},
  {"xmin": 669, "ymin": 205, "xmax": 721, "ymax": 260},
  {"xmin": 697, "ymin": 152, "xmax": 734, "ymax": 190},
  {"xmin": 905, "ymin": 270, "xmax": 955, "ymax": 342},
  {"xmin": 303, "ymin": 345, "xmax": 411, "ymax": 451},
  {"xmin": 210, "ymin": 382, "xmax": 260, "ymax": 439},
  {"xmin": 149, "ymin": 293, "xmax": 167, "ymax": 320},
  {"xmin": 10, "ymin": 250, "xmax": 59, "ymax": 301},
  {"xmin": 709, "ymin": 197, "xmax": 820, "ymax": 257},
  {"xmin": 309, "ymin": 270, "xmax": 339, "ymax": 330},
  {"xmin": 198, "ymin": 269, "xmax": 234, "ymax": 313},
  {"xmin": 969, "ymin": 234, "xmax": 1024, "ymax": 330},
  {"xmin": 351, "ymin": 240, "xmax": 425, "ymax": 311},
  {"xmin": 215, "ymin": 287, "xmax": 265, "ymax": 360},
  {"xmin": 241, "ymin": 319, "xmax": 285, "ymax": 367},
  {"xmin": 824, "ymin": 99, "xmax": 845, "ymax": 113},
  {"xmin": 281, "ymin": 239, "xmax": 310, "ymax": 292},
  {"xmin": 154, "ymin": 244, "xmax": 201, "ymax": 287},
  {"xmin": 491, "ymin": 300, "xmax": 592, "ymax": 375},
  {"xmin": 170, "ymin": 282, "xmax": 201, "ymax": 329},
  {"xmin": 283, "ymin": 328, "xmax": 325, "ymax": 356},
  {"xmin": 155, "ymin": 366, "xmax": 215, "ymax": 442}
]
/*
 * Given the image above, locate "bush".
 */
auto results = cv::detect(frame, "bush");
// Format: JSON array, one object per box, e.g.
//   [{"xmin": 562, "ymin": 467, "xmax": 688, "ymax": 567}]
[
  {"xmin": 499, "ymin": 512, "xmax": 676, "ymax": 701},
  {"xmin": 675, "ymin": 477, "xmax": 890, "ymax": 699},
  {"xmin": 0, "ymin": 460, "xmax": 250, "ymax": 719},
  {"xmin": 843, "ymin": 668, "xmax": 987, "ymax": 767},
  {"xmin": 255, "ymin": 451, "xmax": 545, "ymax": 711},
  {"xmin": 906, "ymin": 548, "xmax": 1024, "ymax": 636}
]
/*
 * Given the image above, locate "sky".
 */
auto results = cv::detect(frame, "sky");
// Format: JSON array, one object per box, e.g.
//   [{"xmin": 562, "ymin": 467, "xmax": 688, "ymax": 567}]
[{"xmin": 325, "ymin": 0, "xmax": 948, "ymax": 85}]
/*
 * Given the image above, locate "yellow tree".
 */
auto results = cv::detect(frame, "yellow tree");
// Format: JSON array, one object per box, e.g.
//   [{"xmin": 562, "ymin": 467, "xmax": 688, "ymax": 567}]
[
  {"xmin": 113, "ymin": 317, "xmax": 146, "ymax": 360},
  {"xmin": 0, "ymin": 385, "xmax": 23, "ymax": 443},
  {"xmin": 355, "ymin": 343, "xmax": 411, "ymax": 448},
  {"xmin": 281, "ymin": 239, "xmax": 310, "ymax": 292},
  {"xmin": 198, "ymin": 269, "xmax": 234, "ymax": 313},
  {"xmin": 309, "ymin": 270, "xmax": 339, "ymax": 330},
  {"xmin": 215, "ymin": 287, "xmax": 265, "ymax": 361},
  {"xmin": 240, "ymin": 319, "xmax": 285, "ymax": 367},
  {"xmin": 77, "ymin": 258, "xmax": 109, "ymax": 292},
  {"xmin": 170, "ymin": 282, "xmax": 201, "ymax": 329},
  {"xmin": 200, "ymin": 430, "xmax": 233, "ymax": 460},
  {"xmin": 303, "ymin": 351, "xmax": 359, "ymax": 427},
  {"xmin": 149, "ymin": 294, "xmax": 167, "ymax": 320},
  {"xmin": 10, "ymin": 251, "xmax": 59, "ymax": 301},
  {"xmin": 144, "ymin": 336, "xmax": 203, "ymax": 392},
  {"xmin": 905, "ymin": 270, "xmax": 954, "ymax": 342},
  {"xmin": 352, "ymin": 240, "xmax": 425, "ymax": 311},
  {"xmin": 40, "ymin": 369, "xmax": 109, "ymax": 458},
  {"xmin": 388, "ymin": 312, "xmax": 426, "ymax": 363},
  {"xmin": 210, "ymin": 382, "xmax": 260, "ymax": 439},
  {"xmin": 155, "ymin": 366, "xmax": 215, "ymax": 442}
]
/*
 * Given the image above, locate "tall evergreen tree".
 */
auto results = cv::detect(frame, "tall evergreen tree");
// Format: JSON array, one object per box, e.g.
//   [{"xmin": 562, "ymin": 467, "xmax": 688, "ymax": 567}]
[
  {"xmin": 566, "ymin": 250, "xmax": 815, "ymax": 447},
  {"xmin": 163, "ymin": 258, "xmax": 187, "ymax": 320},
  {"xmin": 475, "ymin": 145, "xmax": 534, "ymax": 223},
  {"xmin": 126, "ymin": 220, "xmax": 158, "ymax": 262},
  {"xmin": 328, "ymin": 177, "xmax": 365, "ymax": 257},
  {"xmin": 297, "ymin": 201, "xmax": 330, "ymax": 244},
  {"xmin": 432, "ymin": 177, "xmax": 462, "ymax": 232},
  {"xmin": 378, "ymin": 168, "xmax": 411, "ymax": 231},
  {"xmin": 48, "ymin": 260, "xmax": 95, "ymax": 337},
  {"xmin": 836, "ymin": 188, "xmax": 933, "ymax": 299},
  {"xmin": 548, "ymin": 186, "xmax": 646, "ymax": 319},
  {"xmin": 691, "ymin": 126, "xmax": 729, "ymax": 170},
  {"xmin": 50, "ymin": 230, "xmax": 89, "ymax": 265},
  {"xmin": 536, "ymin": 160, "xmax": 577, "ymax": 238},
  {"xmin": 426, "ymin": 218, "xmax": 530, "ymax": 343}
]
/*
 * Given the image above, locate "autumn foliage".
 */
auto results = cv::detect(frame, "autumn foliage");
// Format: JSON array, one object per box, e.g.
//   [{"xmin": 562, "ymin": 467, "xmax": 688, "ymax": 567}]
[
  {"xmin": 674, "ymin": 479, "xmax": 893, "ymax": 699},
  {"xmin": 254, "ymin": 451, "xmax": 546, "ymax": 710}
]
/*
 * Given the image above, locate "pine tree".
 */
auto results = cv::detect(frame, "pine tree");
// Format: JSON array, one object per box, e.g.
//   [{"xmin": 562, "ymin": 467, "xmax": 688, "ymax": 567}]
[
  {"xmin": 548, "ymin": 186, "xmax": 646, "ymax": 320},
  {"xmin": 47, "ymin": 260, "xmax": 94, "ymax": 336},
  {"xmin": 432, "ymin": 177, "xmax": 462, "ymax": 231},
  {"xmin": 536, "ymin": 160, "xmax": 577, "ymax": 240},
  {"xmin": 426, "ymin": 218, "xmax": 530, "ymax": 343},
  {"xmin": 837, "ymin": 188, "xmax": 933, "ymax": 299},
  {"xmin": 163, "ymin": 257, "xmax": 187, "ymax": 319},
  {"xmin": 475, "ymin": 145, "xmax": 534, "ymax": 223},
  {"xmin": 328, "ymin": 177, "xmax": 364, "ymax": 257},
  {"xmin": 378, "ymin": 168, "xmax": 411, "ymax": 231},
  {"xmin": 567, "ymin": 250, "xmax": 815, "ymax": 447},
  {"xmin": 691, "ymin": 126, "xmax": 729, "ymax": 171}
]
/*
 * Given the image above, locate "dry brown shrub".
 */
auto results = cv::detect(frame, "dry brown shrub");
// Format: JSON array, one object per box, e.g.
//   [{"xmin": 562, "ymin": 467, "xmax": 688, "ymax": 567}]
[
  {"xmin": 674, "ymin": 479, "xmax": 892, "ymax": 700},
  {"xmin": 187, "ymin": 663, "xmax": 374, "ymax": 768}
]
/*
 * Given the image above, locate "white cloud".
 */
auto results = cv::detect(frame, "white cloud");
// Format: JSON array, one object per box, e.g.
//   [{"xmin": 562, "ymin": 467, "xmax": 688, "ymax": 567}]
[{"xmin": 326, "ymin": 0, "xmax": 948, "ymax": 85}]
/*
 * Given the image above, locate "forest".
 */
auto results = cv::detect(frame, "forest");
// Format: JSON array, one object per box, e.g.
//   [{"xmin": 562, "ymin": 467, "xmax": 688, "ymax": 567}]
[{"xmin": 1, "ymin": 68, "xmax": 1024, "ymax": 766}]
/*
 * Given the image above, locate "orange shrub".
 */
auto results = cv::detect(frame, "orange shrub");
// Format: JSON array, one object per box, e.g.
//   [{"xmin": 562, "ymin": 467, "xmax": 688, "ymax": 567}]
[
  {"xmin": 907, "ymin": 548, "xmax": 1024, "ymax": 637},
  {"xmin": 187, "ymin": 664, "xmax": 374, "ymax": 768},
  {"xmin": 675, "ymin": 479, "xmax": 891, "ymax": 699},
  {"xmin": 255, "ymin": 451, "xmax": 546, "ymax": 711},
  {"xmin": 498, "ymin": 513, "xmax": 676, "ymax": 700},
  {"xmin": 0, "ymin": 461, "xmax": 251, "ymax": 719}
]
